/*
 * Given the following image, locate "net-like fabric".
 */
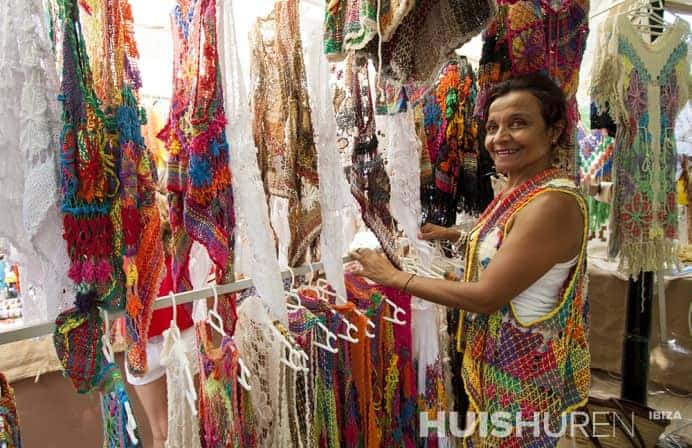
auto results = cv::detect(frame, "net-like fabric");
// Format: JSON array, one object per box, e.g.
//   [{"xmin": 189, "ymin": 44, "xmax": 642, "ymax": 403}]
[
  {"xmin": 0, "ymin": 0, "xmax": 71, "ymax": 318},
  {"xmin": 217, "ymin": 0, "xmax": 287, "ymax": 323},
  {"xmin": 158, "ymin": 0, "xmax": 237, "ymax": 334},
  {"xmin": 250, "ymin": 0, "xmax": 322, "ymax": 267},
  {"xmin": 235, "ymin": 297, "xmax": 295, "ymax": 447},
  {"xmin": 160, "ymin": 326, "xmax": 201, "ymax": 448},
  {"xmin": 196, "ymin": 321, "xmax": 256, "ymax": 447},
  {"xmin": 98, "ymin": 363, "xmax": 142, "ymax": 448},
  {"xmin": 0, "ymin": 372, "xmax": 22, "ymax": 448},
  {"xmin": 334, "ymin": 55, "xmax": 401, "ymax": 266}
]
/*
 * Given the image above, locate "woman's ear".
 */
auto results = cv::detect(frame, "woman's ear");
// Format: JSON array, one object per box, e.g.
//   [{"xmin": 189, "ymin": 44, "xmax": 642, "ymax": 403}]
[{"xmin": 549, "ymin": 120, "xmax": 565, "ymax": 145}]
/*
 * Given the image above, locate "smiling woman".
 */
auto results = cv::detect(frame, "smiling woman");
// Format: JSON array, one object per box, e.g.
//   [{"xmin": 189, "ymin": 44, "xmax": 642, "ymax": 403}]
[{"xmin": 352, "ymin": 73, "xmax": 590, "ymax": 446}]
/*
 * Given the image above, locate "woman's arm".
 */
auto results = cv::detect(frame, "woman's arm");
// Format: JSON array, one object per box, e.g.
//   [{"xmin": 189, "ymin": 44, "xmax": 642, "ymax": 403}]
[{"xmin": 351, "ymin": 191, "xmax": 585, "ymax": 314}]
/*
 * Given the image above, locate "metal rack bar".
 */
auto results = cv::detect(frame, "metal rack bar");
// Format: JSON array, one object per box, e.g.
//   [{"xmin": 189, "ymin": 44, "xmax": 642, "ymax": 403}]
[{"xmin": 0, "ymin": 256, "xmax": 353, "ymax": 346}]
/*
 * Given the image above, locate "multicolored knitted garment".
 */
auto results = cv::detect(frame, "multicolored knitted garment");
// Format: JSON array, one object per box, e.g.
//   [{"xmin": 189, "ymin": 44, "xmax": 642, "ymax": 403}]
[
  {"xmin": 0, "ymin": 372, "xmax": 21, "ymax": 448},
  {"xmin": 416, "ymin": 58, "xmax": 492, "ymax": 225},
  {"xmin": 334, "ymin": 55, "xmax": 401, "ymax": 266},
  {"xmin": 344, "ymin": 274, "xmax": 417, "ymax": 448},
  {"xmin": 158, "ymin": 0, "xmax": 237, "ymax": 331},
  {"xmin": 458, "ymin": 169, "xmax": 590, "ymax": 447},
  {"xmin": 474, "ymin": 0, "xmax": 590, "ymax": 178},
  {"xmin": 373, "ymin": 0, "xmax": 495, "ymax": 84},
  {"xmin": 250, "ymin": 0, "xmax": 322, "ymax": 267},
  {"xmin": 98, "ymin": 362, "xmax": 142, "ymax": 448},
  {"xmin": 591, "ymin": 15, "xmax": 690, "ymax": 277},
  {"xmin": 196, "ymin": 321, "xmax": 256, "ymax": 448},
  {"xmin": 578, "ymin": 125, "xmax": 614, "ymax": 184},
  {"xmin": 55, "ymin": 0, "xmax": 164, "ymax": 380},
  {"xmin": 287, "ymin": 305, "xmax": 341, "ymax": 448},
  {"xmin": 324, "ymin": 0, "xmax": 378, "ymax": 58}
]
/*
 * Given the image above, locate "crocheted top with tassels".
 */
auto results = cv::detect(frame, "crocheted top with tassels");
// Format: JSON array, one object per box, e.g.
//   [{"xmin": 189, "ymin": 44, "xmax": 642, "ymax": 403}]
[
  {"xmin": 591, "ymin": 14, "xmax": 690, "ymax": 277},
  {"xmin": 458, "ymin": 169, "xmax": 590, "ymax": 447},
  {"xmin": 474, "ymin": 0, "xmax": 590, "ymax": 177},
  {"xmin": 158, "ymin": 0, "xmax": 236, "ymax": 317}
]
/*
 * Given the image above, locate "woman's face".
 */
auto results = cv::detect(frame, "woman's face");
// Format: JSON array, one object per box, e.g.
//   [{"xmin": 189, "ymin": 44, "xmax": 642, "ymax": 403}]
[{"xmin": 485, "ymin": 90, "xmax": 559, "ymax": 176}]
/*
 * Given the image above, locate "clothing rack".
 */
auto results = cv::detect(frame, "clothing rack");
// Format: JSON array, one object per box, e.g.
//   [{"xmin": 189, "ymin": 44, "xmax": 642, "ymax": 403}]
[{"xmin": 0, "ymin": 256, "xmax": 354, "ymax": 346}]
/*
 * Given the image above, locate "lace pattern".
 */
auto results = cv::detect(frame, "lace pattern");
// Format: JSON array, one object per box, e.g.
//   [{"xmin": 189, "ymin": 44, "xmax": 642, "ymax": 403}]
[
  {"xmin": 160, "ymin": 326, "xmax": 201, "ymax": 448},
  {"xmin": 217, "ymin": 0, "xmax": 287, "ymax": 324},
  {"xmin": 250, "ymin": 0, "xmax": 322, "ymax": 267}
]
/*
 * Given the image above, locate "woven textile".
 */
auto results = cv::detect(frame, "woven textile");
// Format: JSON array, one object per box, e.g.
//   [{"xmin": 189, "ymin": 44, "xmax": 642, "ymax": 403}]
[
  {"xmin": 55, "ymin": 0, "xmax": 165, "ymax": 377},
  {"xmin": 475, "ymin": 0, "xmax": 590, "ymax": 178},
  {"xmin": 324, "ymin": 0, "xmax": 378, "ymax": 59},
  {"xmin": 158, "ymin": 0, "xmax": 237, "ymax": 333},
  {"xmin": 196, "ymin": 321, "xmax": 256, "ymax": 447},
  {"xmin": 578, "ymin": 125, "xmax": 614, "ymax": 184},
  {"xmin": 375, "ymin": 0, "xmax": 495, "ymax": 84},
  {"xmin": 250, "ymin": 0, "xmax": 322, "ymax": 267},
  {"xmin": 459, "ymin": 170, "xmax": 590, "ymax": 446},
  {"xmin": 416, "ymin": 59, "xmax": 493, "ymax": 225},
  {"xmin": 591, "ymin": 15, "xmax": 690, "ymax": 276},
  {"xmin": 334, "ymin": 56, "xmax": 401, "ymax": 266},
  {"xmin": 98, "ymin": 363, "xmax": 142, "ymax": 448},
  {"xmin": 0, "ymin": 373, "xmax": 21, "ymax": 448}
]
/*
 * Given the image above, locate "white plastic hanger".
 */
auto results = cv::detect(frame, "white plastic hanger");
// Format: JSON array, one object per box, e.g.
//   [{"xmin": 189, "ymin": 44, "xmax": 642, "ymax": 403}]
[
  {"xmin": 168, "ymin": 292, "xmax": 197, "ymax": 416},
  {"xmin": 209, "ymin": 285, "xmax": 252, "ymax": 391},
  {"xmin": 302, "ymin": 264, "xmax": 359, "ymax": 344},
  {"xmin": 284, "ymin": 267, "xmax": 339, "ymax": 354},
  {"xmin": 101, "ymin": 310, "xmax": 139, "ymax": 445},
  {"xmin": 626, "ymin": 0, "xmax": 672, "ymax": 37},
  {"xmin": 315, "ymin": 278, "xmax": 375, "ymax": 339}
]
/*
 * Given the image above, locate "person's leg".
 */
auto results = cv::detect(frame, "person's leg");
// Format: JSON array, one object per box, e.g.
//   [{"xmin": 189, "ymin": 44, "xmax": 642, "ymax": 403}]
[{"xmin": 132, "ymin": 376, "xmax": 168, "ymax": 448}]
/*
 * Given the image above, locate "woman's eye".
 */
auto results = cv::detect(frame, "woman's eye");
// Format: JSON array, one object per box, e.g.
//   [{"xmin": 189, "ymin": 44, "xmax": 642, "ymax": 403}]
[
  {"xmin": 510, "ymin": 119, "xmax": 526, "ymax": 127},
  {"xmin": 486, "ymin": 124, "xmax": 498, "ymax": 133}
]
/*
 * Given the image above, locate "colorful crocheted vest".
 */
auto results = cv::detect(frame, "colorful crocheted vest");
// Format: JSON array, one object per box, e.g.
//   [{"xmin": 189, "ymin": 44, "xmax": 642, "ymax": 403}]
[{"xmin": 458, "ymin": 169, "xmax": 590, "ymax": 447}]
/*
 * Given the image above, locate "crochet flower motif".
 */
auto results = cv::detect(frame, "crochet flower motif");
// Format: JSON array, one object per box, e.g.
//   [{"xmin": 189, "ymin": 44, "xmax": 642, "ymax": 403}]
[
  {"xmin": 511, "ymin": 28, "xmax": 546, "ymax": 75},
  {"xmin": 188, "ymin": 154, "xmax": 212, "ymax": 188},
  {"xmin": 660, "ymin": 73, "xmax": 678, "ymax": 127},
  {"xmin": 626, "ymin": 69, "xmax": 647, "ymax": 126},
  {"xmin": 620, "ymin": 192, "xmax": 653, "ymax": 239}
]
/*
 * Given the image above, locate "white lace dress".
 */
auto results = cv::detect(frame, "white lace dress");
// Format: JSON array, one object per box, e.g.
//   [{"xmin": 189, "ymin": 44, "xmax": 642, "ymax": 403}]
[
  {"xmin": 159, "ymin": 325, "xmax": 201, "ymax": 448},
  {"xmin": 0, "ymin": 0, "xmax": 71, "ymax": 320},
  {"xmin": 217, "ymin": 0, "xmax": 287, "ymax": 324}
]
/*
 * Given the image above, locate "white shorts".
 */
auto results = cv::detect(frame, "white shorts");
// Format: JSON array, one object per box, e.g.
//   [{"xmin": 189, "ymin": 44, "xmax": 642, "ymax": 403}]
[{"xmin": 125, "ymin": 326, "xmax": 197, "ymax": 386}]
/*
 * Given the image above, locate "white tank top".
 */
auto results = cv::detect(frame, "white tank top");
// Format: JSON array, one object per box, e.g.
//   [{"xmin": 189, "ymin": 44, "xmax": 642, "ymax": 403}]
[{"xmin": 511, "ymin": 255, "xmax": 579, "ymax": 324}]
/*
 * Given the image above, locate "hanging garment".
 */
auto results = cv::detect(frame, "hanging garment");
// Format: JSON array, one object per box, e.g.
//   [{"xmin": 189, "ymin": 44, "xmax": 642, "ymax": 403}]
[
  {"xmin": 217, "ymin": 0, "xmax": 287, "ymax": 324},
  {"xmin": 288, "ymin": 304, "xmax": 341, "ymax": 448},
  {"xmin": 459, "ymin": 169, "xmax": 590, "ymax": 446},
  {"xmin": 591, "ymin": 14, "xmax": 690, "ymax": 277},
  {"xmin": 234, "ymin": 297, "xmax": 299, "ymax": 447},
  {"xmin": 196, "ymin": 321, "xmax": 256, "ymax": 447},
  {"xmin": 0, "ymin": 0, "xmax": 71, "ymax": 318},
  {"xmin": 374, "ymin": 0, "xmax": 496, "ymax": 84},
  {"xmin": 416, "ymin": 58, "xmax": 492, "ymax": 224},
  {"xmin": 54, "ymin": 0, "xmax": 165, "ymax": 377},
  {"xmin": 324, "ymin": 0, "xmax": 378, "ymax": 58},
  {"xmin": 160, "ymin": 324, "xmax": 201, "ymax": 448},
  {"xmin": 302, "ymin": 12, "xmax": 355, "ymax": 300},
  {"xmin": 578, "ymin": 125, "xmax": 614, "ymax": 185},
  {"xmin": 158, "ymin": 0, "xmax": 237, "ymax": 332},
  {"xmin": 0, "ymin": 372, "xmax": 21, "ymax": 448},
  {"xmin": 475, "ymin": 0, "xmax": 590, "ymax": 178},
  {"xmin": 334, "ymin": 56, "xmax": 401, "ymax": 266},
  {"xmin": 379, "ymin": 110, "xmax": 433, "ymax": 263},
  {"xmin": 250, "ymin": 0, "xmax": 322, "ymax": 268},
  {"xmin": 411, "ymin": 298, "xmax": 449, "ymax": 447},
  {"xmin": 98, "ymin": 363, "xmax": 142, "ymax": 448}
]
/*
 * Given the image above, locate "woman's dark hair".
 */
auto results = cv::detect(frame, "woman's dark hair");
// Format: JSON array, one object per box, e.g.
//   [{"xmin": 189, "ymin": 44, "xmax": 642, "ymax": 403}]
[{"xmin": 484, "ymin": 73, "xmax": 571, "ymax": 151}]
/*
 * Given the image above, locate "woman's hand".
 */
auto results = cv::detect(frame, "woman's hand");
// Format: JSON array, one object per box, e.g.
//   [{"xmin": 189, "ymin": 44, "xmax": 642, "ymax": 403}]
[
  {"xmin": 349, "ymin": 248, "xmax": 407, "ymax": 288},
  {"xmin": 418, "ymin": 223, "xmax": 461, "ymax": 242}
]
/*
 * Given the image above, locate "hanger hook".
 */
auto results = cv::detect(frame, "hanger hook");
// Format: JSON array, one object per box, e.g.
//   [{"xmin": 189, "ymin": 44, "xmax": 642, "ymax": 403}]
[
  {"xmin": 169, "ymin": 291, "xmax": 177, "ymax": 323},
  {"xmin": 286, "ymin": 267, "xmax": 296, "ymax": 290},
  {"xmin": 211, "ymin": 284, "xmax": 219, "ymax": 313}
]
